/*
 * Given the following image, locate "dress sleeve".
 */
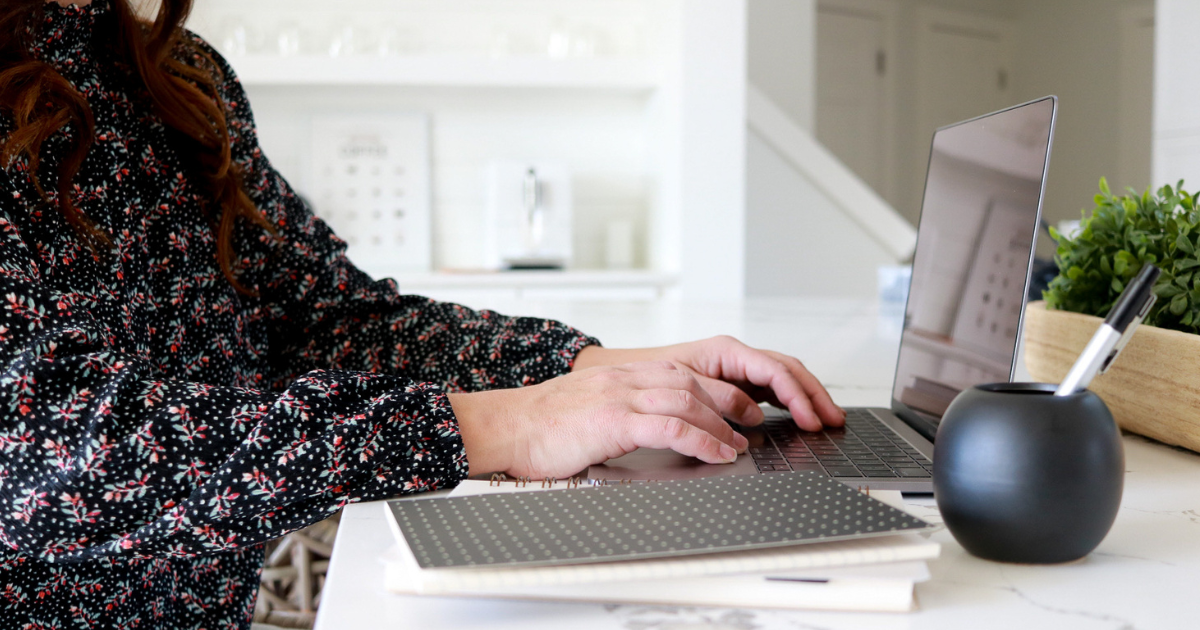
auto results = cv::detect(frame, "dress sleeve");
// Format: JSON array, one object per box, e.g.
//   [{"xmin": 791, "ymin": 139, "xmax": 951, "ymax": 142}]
[
  {"xmin": 0, "ymin": 169, "xmax": 465, "ymax": 565},
  {"xmin": 192, "ymin": 36, "xmax": 600, "ymax": 394}
]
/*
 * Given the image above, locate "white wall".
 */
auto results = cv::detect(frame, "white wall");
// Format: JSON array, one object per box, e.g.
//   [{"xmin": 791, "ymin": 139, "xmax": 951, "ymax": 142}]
[
  {"xmin": 745, "ymin": 130, "xmax": 893, "ymax": 297},
  {"xmin": 1153, "ymin": 0, "xmax": 1200, "ymax": 188},
  {"xmin": 659, "ymin": 0, "xmax": 748, "ymax": 301}
]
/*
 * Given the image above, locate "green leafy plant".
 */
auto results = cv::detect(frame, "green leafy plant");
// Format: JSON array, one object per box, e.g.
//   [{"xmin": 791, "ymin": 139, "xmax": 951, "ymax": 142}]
[{"xmin": 1044, "ymin": 178, "xmax": 1200, "ymax": 334}]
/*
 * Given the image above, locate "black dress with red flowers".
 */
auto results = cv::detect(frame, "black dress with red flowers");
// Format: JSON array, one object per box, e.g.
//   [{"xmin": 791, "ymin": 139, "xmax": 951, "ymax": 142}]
[{"xmin": 0, "ymin": 3, "xmax": 597, "ymax": 628}]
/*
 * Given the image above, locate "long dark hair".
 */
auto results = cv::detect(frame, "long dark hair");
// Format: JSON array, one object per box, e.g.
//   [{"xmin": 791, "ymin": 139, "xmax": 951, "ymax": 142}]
[{"xmin": 0, "ymin": 0, "xmax": 272, "ymax": 293}]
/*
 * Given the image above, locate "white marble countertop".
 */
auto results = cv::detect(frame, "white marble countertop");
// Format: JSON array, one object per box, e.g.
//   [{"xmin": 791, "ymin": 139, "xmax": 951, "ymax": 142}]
[{"xmin": 315, "ymin": 298, "xmax": 1200, "ymax": 629}]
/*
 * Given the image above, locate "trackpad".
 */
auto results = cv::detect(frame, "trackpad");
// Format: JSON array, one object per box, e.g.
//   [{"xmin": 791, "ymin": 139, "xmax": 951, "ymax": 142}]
[{"xmin": 587, "ymin": 448, "xmax": 759, "ymax": 481}]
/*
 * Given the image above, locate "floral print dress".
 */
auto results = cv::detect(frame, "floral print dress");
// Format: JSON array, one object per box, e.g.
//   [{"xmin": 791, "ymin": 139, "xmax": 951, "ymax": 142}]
[{"xmin": 0, "ymin": 2, "xmax": 597, "ymax": 628}]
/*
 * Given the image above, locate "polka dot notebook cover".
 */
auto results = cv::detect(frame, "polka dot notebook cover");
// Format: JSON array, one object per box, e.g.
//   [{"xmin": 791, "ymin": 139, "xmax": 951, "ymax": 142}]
[{"xmin": 387, "ymin": 471, "xmax": 933, "ymax": 570}]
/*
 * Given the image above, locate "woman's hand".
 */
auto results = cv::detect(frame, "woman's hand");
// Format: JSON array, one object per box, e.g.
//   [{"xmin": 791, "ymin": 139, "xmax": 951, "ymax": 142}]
[
  {"xmin": 572, "ymin": 337, "xmax": 845, "ymax": 432},
  {"xmin": 449, "ymin": 361, "xmax": 749, "ymax": 479}
]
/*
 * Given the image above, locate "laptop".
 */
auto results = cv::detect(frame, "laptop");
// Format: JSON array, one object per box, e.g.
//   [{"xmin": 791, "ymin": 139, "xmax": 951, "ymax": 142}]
[{"xmin": 589, "ymin": 96, "xmax": 1058, "ymax": 493}]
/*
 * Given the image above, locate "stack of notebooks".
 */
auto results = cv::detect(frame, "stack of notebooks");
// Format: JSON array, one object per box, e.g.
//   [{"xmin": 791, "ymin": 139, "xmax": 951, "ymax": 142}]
[{"xmin": 383, "ymin": 471, "xmax": 939, "ymax": 612}]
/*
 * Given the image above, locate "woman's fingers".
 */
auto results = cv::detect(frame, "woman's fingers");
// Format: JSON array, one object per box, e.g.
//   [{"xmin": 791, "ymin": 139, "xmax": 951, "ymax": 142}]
[
  {"xmin": 631, "ymin": 388, "xmax": 748, "ymax": 452},
  {"xmin": 762, "ymin": 350, "xmax": 845, "ymax": 427},
  {"xmin": 614, "ymin": 363, "xmax": 723, "ymax": 418},
  {"xmin": 596, "ymin": 363, "xmax": 746, "ymax": 453},
  {"xmin": 693, "ymin": 374, "xmax": 765, "ymax": 427},
  {"xmin": 715, "ymin": 346, "xmax": 824, "ymax": 431},
  {"xmin": 692, "ymin": 337, "xmax": 841, "ymax": 431},
  {"xmin": 575, "ymin": 342, "xmax": 845, "ymax": 432},
  {"xmin": 626, "ymin": 414, "xmax": 738, "ymax": 464}
]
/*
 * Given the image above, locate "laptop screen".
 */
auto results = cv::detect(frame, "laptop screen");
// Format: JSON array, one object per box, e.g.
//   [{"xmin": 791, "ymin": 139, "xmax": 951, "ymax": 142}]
[{"xmin": 890, "ymin": 97, "xmax": 1056, "ymax": 423}]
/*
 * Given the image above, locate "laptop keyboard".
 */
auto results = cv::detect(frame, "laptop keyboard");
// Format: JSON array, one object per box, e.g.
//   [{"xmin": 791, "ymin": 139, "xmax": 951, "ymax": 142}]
[{"xmin": 744, "ymin": 409, "xmax": 933, "ymax": 479}]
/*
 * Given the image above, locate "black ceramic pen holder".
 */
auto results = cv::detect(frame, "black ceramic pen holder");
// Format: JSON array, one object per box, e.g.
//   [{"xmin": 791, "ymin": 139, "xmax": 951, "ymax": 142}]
[{"xmin": 933, "ymin": 383, "xmax": 1123, "ymax": 564}]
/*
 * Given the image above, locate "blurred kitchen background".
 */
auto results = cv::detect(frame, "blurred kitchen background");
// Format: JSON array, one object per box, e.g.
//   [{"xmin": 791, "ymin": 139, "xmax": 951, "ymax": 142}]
[{"xmin": 181, "ymin": 0, "xmax": 1199, "ymax": 310}]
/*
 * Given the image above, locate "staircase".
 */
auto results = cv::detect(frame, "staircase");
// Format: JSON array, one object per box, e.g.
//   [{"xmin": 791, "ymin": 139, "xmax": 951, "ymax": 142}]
[{"xmin": 745, "ymin": 85, "xmax": 916, "ymax": 297}]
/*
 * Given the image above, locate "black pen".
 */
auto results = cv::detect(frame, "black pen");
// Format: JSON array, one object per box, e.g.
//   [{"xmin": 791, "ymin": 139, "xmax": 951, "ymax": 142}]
[{"xmin": 1054, "ymin": 263, "xmax": 1161, "ymax": 396}]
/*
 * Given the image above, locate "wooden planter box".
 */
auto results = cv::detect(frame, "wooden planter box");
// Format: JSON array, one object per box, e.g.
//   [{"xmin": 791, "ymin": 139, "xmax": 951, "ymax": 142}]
[{"xmin": 1024, "ymin": 300, "xmax": 1200, "ymax": 452}]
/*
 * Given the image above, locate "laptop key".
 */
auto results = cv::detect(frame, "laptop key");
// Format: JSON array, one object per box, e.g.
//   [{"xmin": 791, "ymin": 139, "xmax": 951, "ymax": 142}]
[
  {"xmin": 826, "ymin": 468, "xmax": 864, "ymax": 477},
  {"xmin": 897, "ymin": 469, "xmax": 932, "ymax": 478},
  {"xmin": 865, "ymin": 470, "xmax": 900, "ymax": 477}
]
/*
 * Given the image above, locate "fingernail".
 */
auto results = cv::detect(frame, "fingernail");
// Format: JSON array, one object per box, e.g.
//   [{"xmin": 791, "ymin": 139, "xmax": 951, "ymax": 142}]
[
  {"xmin": 734, "ymin": 433, "xmax": 749, "ymax": 452},
  {"xmin": 719, "ymin": 444, "xmax": 737, "ymax": 462}
]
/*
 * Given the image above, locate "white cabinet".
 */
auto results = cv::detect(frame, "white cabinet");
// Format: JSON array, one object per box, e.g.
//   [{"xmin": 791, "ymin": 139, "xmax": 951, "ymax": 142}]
[{"xmin": 186, "ymin": 0, "xmax": 747, "ymax": 303}]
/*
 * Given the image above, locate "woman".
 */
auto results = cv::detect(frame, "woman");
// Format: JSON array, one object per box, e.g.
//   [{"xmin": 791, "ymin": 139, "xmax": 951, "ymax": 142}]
[{"xmin": 0, "ymin": 0, "xmax": 844, "ymax": 627}]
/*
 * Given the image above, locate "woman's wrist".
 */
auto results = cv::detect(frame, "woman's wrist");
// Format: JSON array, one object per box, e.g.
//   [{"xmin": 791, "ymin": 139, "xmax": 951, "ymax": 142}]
[{"xmin": 448, "ymin": 390, "xmax": 518, "ymax": 475}]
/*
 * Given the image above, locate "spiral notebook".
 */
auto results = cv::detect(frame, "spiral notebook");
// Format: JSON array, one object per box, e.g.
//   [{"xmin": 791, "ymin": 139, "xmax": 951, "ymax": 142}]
[
  {"xmin": 383, "ymin": 545, "xmax": 934, "ymax": 612},
  {"xmin": 383, "ymin": 471, "xmax": 937, "ymax": 594}
]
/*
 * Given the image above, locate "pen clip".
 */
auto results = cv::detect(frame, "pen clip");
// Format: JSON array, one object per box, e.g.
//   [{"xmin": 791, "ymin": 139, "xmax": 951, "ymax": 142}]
[{"xmin": 1098, "ymin": 293, "xmax": 1156, "ymax": 376}]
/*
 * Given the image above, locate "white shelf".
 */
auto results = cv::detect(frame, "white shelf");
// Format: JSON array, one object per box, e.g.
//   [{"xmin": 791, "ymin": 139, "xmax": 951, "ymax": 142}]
[
  {"xmin": 197, "ymin": 0, "xmax": 749, "ymax": 301},
  {"xmin": 381, "ymin": 270, "xmax": 678, "ymax": 307},
  {"xmin": 229, "ymin": 55, "xmax": 659, "ymax": 91},
  {"xmin": 389, "ymin": 270, "xmax": 676, "ymax": 289}
]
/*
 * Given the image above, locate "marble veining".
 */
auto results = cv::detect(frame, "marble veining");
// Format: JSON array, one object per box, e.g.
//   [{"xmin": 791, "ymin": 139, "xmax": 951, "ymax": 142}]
[{"xmin": 610, "ymin": 607, "xmax": 762, "ymax": 630}]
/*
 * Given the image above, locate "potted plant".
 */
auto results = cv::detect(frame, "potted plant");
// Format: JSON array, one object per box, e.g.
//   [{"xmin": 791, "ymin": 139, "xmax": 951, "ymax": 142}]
[{"xmin": 1024, "ymin": 178, "xmax": 1200, "ymax": 452}]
